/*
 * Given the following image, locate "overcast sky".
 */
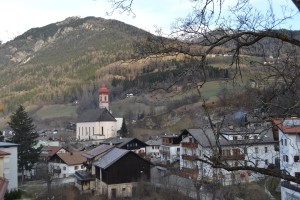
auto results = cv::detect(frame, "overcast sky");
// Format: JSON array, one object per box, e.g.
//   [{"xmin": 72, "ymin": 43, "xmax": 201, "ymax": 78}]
[{"xmin": 0, "ymin": 0, "xmax": 299, "ymax": 43}]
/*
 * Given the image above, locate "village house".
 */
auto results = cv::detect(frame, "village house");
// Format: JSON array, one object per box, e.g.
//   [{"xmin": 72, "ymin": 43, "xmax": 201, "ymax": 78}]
[
  {"xmin": 75, "ymin": 144, "xmax": 114, "ymax": 192},
  {"xmin": 145, "ymin": 137, "xmax": 162, "ymax": 161},
  {"xmin": 93, "ymin": 148, "xmax": 151, "ymax": 199},
  {"xmin": 76, "ymin": 84, "xmax": 122, "ymax": 141},
  {"xmin": 48, "ymin": 151, "xmax": 87, "ymax": 178},
  {"xmin": 272, "ymin": 117, "xmax": 300, "ymax": 200},
  {"xmin": 39, "ymin": 146, "xmax": 68, "ymax": 162},
  {"xmin": 0, "ymin": 142, "xmax": 18, "ymax": 191},
  {"xmin": 99, "ymin": 137, "xmax": 148, "ymax": 156},
  {"xmin": 160, "ymin": 134, "xmax": 183, "ymax": 165},
  {"xmin": 180, "ymin": 126, "xmax": 278, "ymax": 185}
]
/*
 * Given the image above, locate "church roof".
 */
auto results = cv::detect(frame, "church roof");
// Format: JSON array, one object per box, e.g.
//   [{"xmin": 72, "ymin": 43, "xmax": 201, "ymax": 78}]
[{"xmin": 77, "ymin": 108, "xmax": 117, "ymax": 122}]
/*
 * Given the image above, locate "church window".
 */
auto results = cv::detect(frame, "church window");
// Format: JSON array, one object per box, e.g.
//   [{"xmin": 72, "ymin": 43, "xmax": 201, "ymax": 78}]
[{"xmin": 101, "ymin": 127, "xmax": 104, "ymax": 135}]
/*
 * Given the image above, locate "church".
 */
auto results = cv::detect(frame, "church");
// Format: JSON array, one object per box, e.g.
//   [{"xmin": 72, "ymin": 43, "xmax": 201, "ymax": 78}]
[{"xmin": 76, "ymin": 84, "xmax": 123, "ymax": 141}]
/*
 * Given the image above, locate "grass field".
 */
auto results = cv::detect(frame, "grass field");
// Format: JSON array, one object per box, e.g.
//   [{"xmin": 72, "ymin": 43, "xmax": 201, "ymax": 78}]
[{"xmin": 35, "ymin": 104, "xmax": 77, "ymax": 120}]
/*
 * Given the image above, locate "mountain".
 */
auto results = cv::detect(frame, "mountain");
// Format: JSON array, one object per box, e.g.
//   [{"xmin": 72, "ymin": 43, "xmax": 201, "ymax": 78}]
[{"xmin": 0, "ymin": 16, "xmax": 158, "ymax": 112}]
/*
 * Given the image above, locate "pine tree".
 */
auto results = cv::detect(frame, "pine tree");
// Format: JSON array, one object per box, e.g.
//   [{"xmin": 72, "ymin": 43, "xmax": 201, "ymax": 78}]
[
  {"xmin": 120, "ymin": 117, "xmax": 128, "ymax": 137},
  {"xmin": 8, "ymin": 105, "xmax": 41, "ymax": 183}
]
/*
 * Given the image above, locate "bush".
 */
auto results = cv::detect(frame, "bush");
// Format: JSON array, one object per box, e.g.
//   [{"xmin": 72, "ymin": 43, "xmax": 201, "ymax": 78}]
[{"xmin": 4, "ymin": 189, "xmax": 22, "ymax": 200}]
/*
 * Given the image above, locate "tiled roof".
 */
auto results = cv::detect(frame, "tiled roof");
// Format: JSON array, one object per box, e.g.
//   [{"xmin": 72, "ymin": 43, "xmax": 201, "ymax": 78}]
[
  {"xmin": 56, "ymin": 151, "xmax": 87, "ymax": 165},
  {"xmin": 93, "ymin": 148, "xmax": 129, "ymax": 169},
  {"xmin": 77, "ymin": 108, "xmax": 117, "ymax": 122},
  {"xmin": 40, "ymin": 146, "xmax": 64, "ymax": 158},
  {"xmin": 82, "ymin": 144, "xmax": 114, "ymax": 159},
  {"xmin": 0, "ymin": 150, "xmax": 10, "ymax": 156},
  {"xmin": 273, "ymin": 118, "xmax": 300, "ymax": 133}
]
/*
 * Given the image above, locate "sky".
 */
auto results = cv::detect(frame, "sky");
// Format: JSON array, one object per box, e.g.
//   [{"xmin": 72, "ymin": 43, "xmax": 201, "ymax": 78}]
[{"xmin": 0, "ymin": 0, "xmax": 299, "ymax": 43}]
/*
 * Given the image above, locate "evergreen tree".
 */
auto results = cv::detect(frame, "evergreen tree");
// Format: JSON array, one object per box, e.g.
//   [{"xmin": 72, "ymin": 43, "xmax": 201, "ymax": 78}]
[
  {"xmin": 8, "ymin": 105, "xmax": 41, "ymax": 183},
  {"xmin": 120, "ymin": 117, "xmax": 128, "ymax": 137}
]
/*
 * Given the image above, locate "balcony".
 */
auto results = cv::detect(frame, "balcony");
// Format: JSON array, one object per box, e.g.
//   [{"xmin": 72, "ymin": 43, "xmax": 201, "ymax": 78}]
[
  {"xmin": 181, "ymin": 142, "xmax": 198, "ymax": 149},
  {"xmin": 159, "ymin": 150, "xmax": 170, "ymax": 156},
  {"xmin": 181, "ymin": 167, "xmax": 199, "ymax": 179},
  {"xmin": 182, "ymin": 154, "xmax": 198, "ymax": 161},
  {"xmin": 220, "ymin": 154, "xmax": 245, "ymax": 161},
  {"xmin": 281, "ymin": 181, "xmax": 300, "ymax": 193}
]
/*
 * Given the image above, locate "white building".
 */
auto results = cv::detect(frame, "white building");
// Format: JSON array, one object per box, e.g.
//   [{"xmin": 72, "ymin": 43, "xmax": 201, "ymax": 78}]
[
  {"xmin": 76, "ymin": 84, "xmax": 122, "ymax": 141},
  {"xmin": 0, "ymin": 142, "xmax": 18, "ymax": 191},
  {"xmin": 273, "ymin": 117, "xmax": 300, "ymax": 200},
  {"xmin": 146, "ymin": 137, "xmax": 162, "ymax": 160},
  {"xmin": 180, "ymin": 127, "xmax": 278, "ymax": 185},
  {"xmin": 48, "ymin": 151, "xmax": 87, "ymax": 178},
  {"xmin": 160, "ymin": 134, "xmax": 181, "ymax": 164}
]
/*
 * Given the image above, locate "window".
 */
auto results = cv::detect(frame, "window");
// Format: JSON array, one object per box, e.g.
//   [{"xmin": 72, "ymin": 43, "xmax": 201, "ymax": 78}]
[
  {"xmin": 244, "ymin": 160, "xmax": 247, "ymax": 166},
  {"xmin": 281, "ymin": 139, "xmax": 283, "ymax": 145},
  {"xmin": 255, "ymin": 160, "xmax": 259, "ymax": 166},
  {"xmin": 232, "ymin": 149, "xmax": 241, "ymax": 156},
  {"xmin": 283, "ymin": 155, "xmax": 289, "ymax": 162},
  {"xmin": 235, "ymin": 161, "xmax": 238, "ymax": 167},
  {"xmin": 244, "ymin": 147, "xmax": 248, "ymax": 155},
  {"xmin": 81, "ymin": 165, "xmax": 84, "ymax": 169},
  {"xmin": 285, "ymin": 139, "xmax": 287, "ymax": 146},
  {"xmin": 295, "ymin": 172, "xmax": 300, "ymax": 179},
  {"xmin": 93, "ymin": 127, "xmax": 94, "ymax": 135},
  {"xmin": 265, "ymin": 159, "xmax": 269, "ymax": 165},
  {"xmin": 255, "ymin": 147, "xmax": 259, "ymax": 153},
  {"xmin": 75, "ymin": 166, "xmax": 79, "ymax": 170},
  {"xmin": 233, "ymin": 136, "xmax": 238, "ymax": 140},
  {"xmin": 101, "ymin": 126, "xmax": 104, "ymax": 135},
  {"xmin": 63, "ymin": 167, "xmax": 66, "ymax": 170},
  {"xmin": 294, "ymin": 156, "xmax": 300, "ymax": 162},
  {"xmin": 265, "ymin": 147, "xmax": 268, "ymax": 153},
  {"xmin": 244, "ymin": 136, "xmax": 249, "ymax": 140},
  {"xmin": 122, "ymin": 188, "xmax": 126, "ymax": 192}
]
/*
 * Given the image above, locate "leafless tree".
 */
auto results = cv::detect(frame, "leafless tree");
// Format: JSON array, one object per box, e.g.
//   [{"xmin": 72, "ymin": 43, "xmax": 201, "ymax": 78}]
[{"xmin": 107, "ymin": 0, "xmax": 300, "ymax": 188}]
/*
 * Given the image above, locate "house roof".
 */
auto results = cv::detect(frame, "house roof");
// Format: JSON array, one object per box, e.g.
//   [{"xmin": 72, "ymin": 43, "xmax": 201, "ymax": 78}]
[
  {"xmin": 77, "ymin": 108, "xmax": 117, "ymax": 123},
  {"xmin": 184, "ymin": 127, "xmax": 275, "ymax": 148},
  {"xmin": 272, "ymin": 118, "xmax": 300, "ymax": 133},
  {"xmin": 40, "ymin": 146, "xmax": 65, "ymax": 158},
  {"xmin": 56, "ymin": 151, "xmax": 87, "ymax": 165},
  {"xmin": 0, "ymin": 142, "xmax": 18, "ymax": 147},
  {"xmin": 146, "ymin": 138, "xmax": 162, "ymax": 146},
  {"xmin": 82, "ymin": 144, "xmax": 114, "ymax": 159},
  {"xmin": 93, "ymin": 148, "xmax": 130, "ymax": 169},
  {"xmin": 0, "ymin": 150, "xmax": 10, "ymax": 157},
  {"xmin": 100, "ymin": 137, "xmax": 147, "ymax": 148}
]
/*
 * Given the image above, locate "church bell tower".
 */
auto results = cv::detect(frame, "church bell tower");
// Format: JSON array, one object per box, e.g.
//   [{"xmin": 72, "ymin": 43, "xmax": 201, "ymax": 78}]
[{"xmin": 99, "ymin": 84, "xmax": 109, "ymax": 110}]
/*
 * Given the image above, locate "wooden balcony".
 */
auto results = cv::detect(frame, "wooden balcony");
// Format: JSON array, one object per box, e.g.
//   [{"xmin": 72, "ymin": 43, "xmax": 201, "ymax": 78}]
[
  {"xmin": 182, "ymin": 154, "xmax": 198, "ymax": 161},
  {"xmin": 159, "ymin": 150, "xmax": 170, "ymax": 156},
  {"xmin": 220, "ymin": 154, "xmax": 245, "ymax": 161},
  {"xmin": 181, "ymin": 142, "xmax": 198, "ymax": 149},
  {"xmin": 181, "ymin": 167, "xmax": 199, "ymax": 179}
]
